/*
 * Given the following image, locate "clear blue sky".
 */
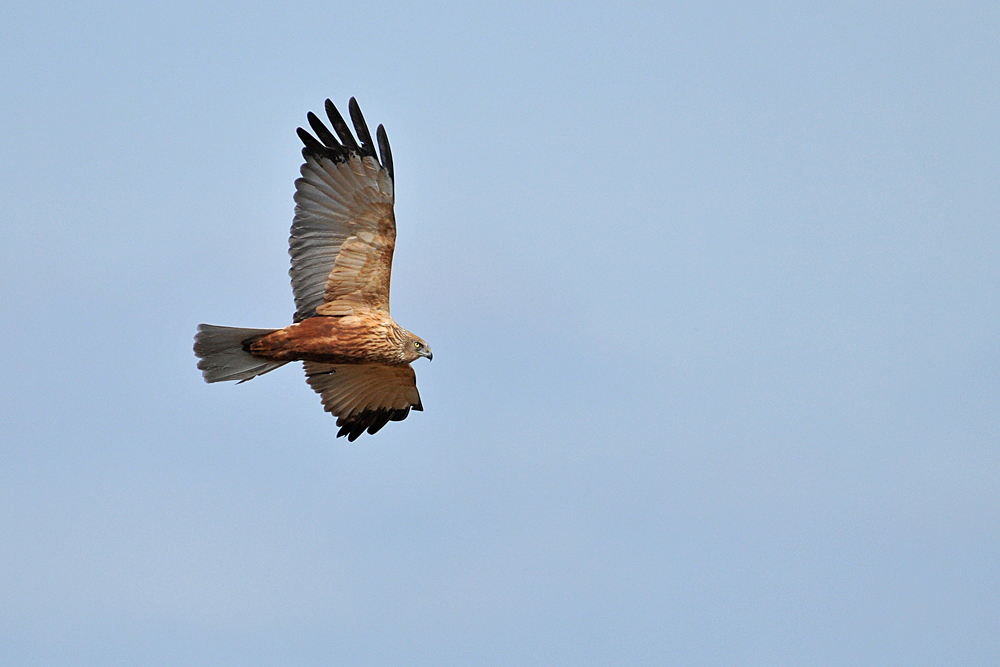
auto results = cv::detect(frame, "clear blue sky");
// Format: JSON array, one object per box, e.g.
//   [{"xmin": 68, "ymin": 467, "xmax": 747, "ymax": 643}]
[{"xmin": 2, "ymin": 1, "xmax": 998, "ymax": 665}]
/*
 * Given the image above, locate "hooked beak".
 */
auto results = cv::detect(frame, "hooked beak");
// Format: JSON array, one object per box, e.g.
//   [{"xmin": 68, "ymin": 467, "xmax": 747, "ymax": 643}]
[{"xmin": 425, "ymin": 350, "xmax": 433, "ymax": 361}]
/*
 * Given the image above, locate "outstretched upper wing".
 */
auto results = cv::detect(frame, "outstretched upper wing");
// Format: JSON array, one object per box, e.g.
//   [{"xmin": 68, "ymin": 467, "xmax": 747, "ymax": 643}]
[
  {"xmin": 303, "ymin": 361, "xmax": 423, "ymax": 441},
  {"xmin": 290, "ymin": 98, "xmax": 396, "ymax": 322}
]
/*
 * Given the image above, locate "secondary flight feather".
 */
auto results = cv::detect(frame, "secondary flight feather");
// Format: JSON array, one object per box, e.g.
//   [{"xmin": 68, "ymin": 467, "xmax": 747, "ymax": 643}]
[{"xmin": 193, "ymin": 98, "xmax": 432, "ymax": 440}]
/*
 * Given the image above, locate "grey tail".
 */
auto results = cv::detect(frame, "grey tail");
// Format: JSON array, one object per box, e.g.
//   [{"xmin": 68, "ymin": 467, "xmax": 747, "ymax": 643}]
[{"xmin": 193, "ymin": 324, "xmax": 288, "ymax": 383}]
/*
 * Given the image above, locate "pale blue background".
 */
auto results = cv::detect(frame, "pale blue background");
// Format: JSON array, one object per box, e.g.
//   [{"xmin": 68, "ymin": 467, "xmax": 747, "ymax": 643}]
[{"xmin": 2, "ymin": 2, "xmax": 998, "ymax": 665}]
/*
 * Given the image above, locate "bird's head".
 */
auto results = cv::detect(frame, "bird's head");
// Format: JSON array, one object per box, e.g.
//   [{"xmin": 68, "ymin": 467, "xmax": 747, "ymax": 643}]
[{"xmin": 402, "ymin": 334, "xmax": 433, "ymax": 363}]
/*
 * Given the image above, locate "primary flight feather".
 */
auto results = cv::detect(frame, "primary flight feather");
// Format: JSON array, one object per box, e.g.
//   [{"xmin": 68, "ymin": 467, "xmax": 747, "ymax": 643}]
[{"xmin": 193, "ymin": 98, "xmax": 431, "ymax": 441}]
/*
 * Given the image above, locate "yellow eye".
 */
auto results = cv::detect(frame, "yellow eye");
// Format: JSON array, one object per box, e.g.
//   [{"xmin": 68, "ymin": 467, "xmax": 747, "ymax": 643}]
[{"xmin": 414, "ymin": 342, "xmax": 422, "ymax": 349}]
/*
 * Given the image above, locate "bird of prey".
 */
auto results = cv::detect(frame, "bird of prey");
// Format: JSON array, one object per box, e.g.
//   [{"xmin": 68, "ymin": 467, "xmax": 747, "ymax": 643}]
[{"xmin": 194, "ymin": 98, "xmax": 432, "ymax": 441}]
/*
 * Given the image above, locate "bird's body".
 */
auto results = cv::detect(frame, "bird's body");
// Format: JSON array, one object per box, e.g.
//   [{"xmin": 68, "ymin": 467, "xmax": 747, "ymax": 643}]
[
  {"xmin": 249, "ymin": 314, "xmax": 423, "ymax": 366},
  {"xmin": 194, "ymin": 98, "xmax": 431, "ymax": 440}
]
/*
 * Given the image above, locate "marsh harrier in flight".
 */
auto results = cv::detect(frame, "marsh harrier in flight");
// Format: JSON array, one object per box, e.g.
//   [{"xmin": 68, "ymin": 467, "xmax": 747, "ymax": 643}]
[{"xmin": 194, "ymin": 99, "xmax": 431, "ymax": 440}]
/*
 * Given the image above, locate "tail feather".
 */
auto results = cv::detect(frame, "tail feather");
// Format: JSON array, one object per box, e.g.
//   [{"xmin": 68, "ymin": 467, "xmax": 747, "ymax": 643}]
[{"xmin": 194, "ymin": 324, "xmax": 288, "ymax": 383}]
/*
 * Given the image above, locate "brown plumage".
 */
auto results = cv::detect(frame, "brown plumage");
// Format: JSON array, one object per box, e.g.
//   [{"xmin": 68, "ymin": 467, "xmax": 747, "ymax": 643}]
[{"xmin": 193, "ymin": 98, "xmax": 431, "ymax": 441}]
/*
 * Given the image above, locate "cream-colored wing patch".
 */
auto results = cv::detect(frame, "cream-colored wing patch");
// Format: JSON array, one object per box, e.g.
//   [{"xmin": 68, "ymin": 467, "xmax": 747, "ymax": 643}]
[
  {"xmin": 290, "ymin": 98, "xmax": 396, "ymax": 322},
  {"xmin": 304, "ymin": 361, "xmax": 422, "ymax": 441}
]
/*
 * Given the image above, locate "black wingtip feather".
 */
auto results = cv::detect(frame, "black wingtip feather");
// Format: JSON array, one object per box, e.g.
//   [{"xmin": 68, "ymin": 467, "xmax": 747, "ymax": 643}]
[
  {"xmin": 325, "ymin": 99, "xmax": 360, "ymax": 151},
  {"xmin": 296, "ymin": 127, "xmax": 324, "ymax": 152},
  {"xmin": 367, "ymin": 415, "xmax": 391, "ymax": 435},
  {"xmin": 348, "ymin": 97, "xmax": 378, "ymax": 159},
  {"xmin": 348, "ymin": 422, "xmax": 366, "ymax": 441},
  {"xmin": 376, "ymin": 124, "xmax": 393, "ymax": 181},
  {"xmin": 307, "ymin": 111, "xmax": 341, "ymax": 148}
]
